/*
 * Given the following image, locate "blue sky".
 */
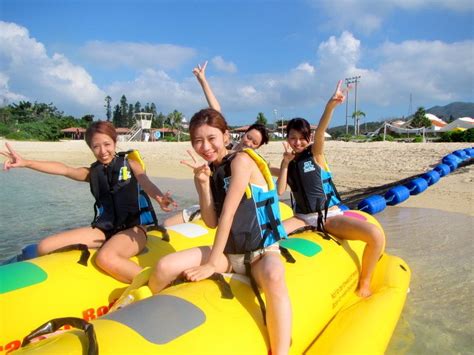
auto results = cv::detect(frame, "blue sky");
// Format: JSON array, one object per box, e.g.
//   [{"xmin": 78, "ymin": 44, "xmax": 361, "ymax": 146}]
[{"xmin": 1, "ymin": 0, "xmax": 473, "ymax": 127}]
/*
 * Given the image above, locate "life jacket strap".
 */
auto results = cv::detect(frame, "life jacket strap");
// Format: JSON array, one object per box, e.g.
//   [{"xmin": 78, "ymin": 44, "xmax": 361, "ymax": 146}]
[
  {"xmin": 22, "ymin": 317, "xmax": 98, "ymax": 355},
  {"xmin": 256, "ymin": 196, "xmax": 283, "ymax": 243},
  {"xmin": 279, "ymin": 246, "xmax": 296, "ymax": 263},
  {"xmin": 148, "ymin": 224, "xmax": 170, "ymax": 242},
  {"xmin": 47, "ymin": 244, "xmax": 91, "ymax": 266}
]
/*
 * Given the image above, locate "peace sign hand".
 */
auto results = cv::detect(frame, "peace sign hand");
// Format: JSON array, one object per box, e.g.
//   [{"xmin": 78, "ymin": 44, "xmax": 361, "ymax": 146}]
[
  {"xmin": 328, "ymin": 80, "xmax": 350, "ymax": 107},
  {"xmin": 181, "ymin": 150, "xmax": 211, "ymax": 184},
  {"xmin": 1, "ymin": 143, "xmax": 26, "ymax": 171},
  {"xmin": 156, "ymin": 191, "xmax": 178, "ymax": 212},
  {"xmin": 282, "ymin": 142, "xmax": 296, "ymax": 164},
  {"xmin": 192, "ymin": 61, "xmax": 208, "ymax": 84}
]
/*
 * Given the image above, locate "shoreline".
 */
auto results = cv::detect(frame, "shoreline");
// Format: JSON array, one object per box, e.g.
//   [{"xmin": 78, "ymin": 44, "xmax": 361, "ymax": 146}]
[{"xmin": 2, "ymin": 139, "xmax": 473, "ymax": 216}]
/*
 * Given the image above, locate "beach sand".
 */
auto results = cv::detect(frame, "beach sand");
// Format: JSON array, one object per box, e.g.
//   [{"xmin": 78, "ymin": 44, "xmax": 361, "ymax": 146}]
[{"xmin": 2, "ymin": 139, "xmax": 473, "ymax": 216}]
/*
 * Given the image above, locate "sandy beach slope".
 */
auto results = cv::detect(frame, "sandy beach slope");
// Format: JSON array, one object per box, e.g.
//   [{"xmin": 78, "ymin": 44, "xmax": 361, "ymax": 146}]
[{"xmin": 2, "ymin": 139, "xmax": 472, "ymax": 216}]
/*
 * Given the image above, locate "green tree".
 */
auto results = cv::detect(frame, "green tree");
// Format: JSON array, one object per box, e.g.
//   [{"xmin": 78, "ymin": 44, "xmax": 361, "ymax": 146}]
[
  {"xmin": 134, "ymin": 101, "xmax": 142, "ymax": 114},
  {"xmin": 411, "ymin": 107, "xmax": 431, "ymax": 128},
  {"xmin": 104, "ymin": 96, "xmax": 112, "ymax": 121},
  {"xmin": 119, "ymin": 95, "xmax": 128, "ymax": 127},
  {"xmin": 352, "ymin": 110, "xmax": 366, "ymax": 135},
  {"xmin": 167, "ymin": 110, "xmax": 184, "ymax": 142},
  {"xmin": 128, "ymin": 104, "xmax": 134, "ymax": 127},
  {"xmin": 112, "ymin": 104, "xmax": 121, "ymax": 127},
  {"xmin": 255, "ymin": 112, "xmax": 267, "ymax": 126},
  {"xmin": 150, "ymin": 103, "xmax": 158, "ymax": 117}
]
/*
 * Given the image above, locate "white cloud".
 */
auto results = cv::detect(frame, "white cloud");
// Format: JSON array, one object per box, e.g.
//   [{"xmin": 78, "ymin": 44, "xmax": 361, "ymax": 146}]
[
  {"xmin": 211, "ymin": 56, "xmax": 237, "ymax": 73},
  {"xmin": 293, "ymin": 63, "xmax": 315, "ymax": 74},
  {"xmin": 81, "ymin": 41, "xmax": 197, "ymax": 70},
  {"xmin": 0, "ymin": 21, "xmax": 104, "ymax": 116},
  {"xmin": 313, "ymin": 0, "xmax": 473, "ymax": 34}
]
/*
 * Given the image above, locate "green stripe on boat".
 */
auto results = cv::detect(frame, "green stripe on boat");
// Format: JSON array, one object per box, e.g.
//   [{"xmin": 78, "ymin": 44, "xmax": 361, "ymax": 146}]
[
  {"xmin": 280, "ymin": 238, "xmax": 322, "ymax": 257},
  {"xmin": 0, "ymin": 262, "xmax": 47, "ymax": 294}
]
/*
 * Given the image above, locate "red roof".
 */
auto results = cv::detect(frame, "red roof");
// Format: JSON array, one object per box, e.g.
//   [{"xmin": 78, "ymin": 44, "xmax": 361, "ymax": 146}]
[{"xmin": 60, "ymin": 127, "xmax": 86, "ymax": 133}]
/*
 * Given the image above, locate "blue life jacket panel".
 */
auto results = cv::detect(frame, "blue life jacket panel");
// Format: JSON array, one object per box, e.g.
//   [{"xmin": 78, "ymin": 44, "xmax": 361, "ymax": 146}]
[
  {"xmin": 89, "ymin": 150, "xmax": 157, "ymax": 234},
  {"xmin": 210, "ymin": 148, "xmax": 287, "ymax": 254},
  {"xmin": 287, "ymin": 145, "xmax": 341, "ymax": 214}
]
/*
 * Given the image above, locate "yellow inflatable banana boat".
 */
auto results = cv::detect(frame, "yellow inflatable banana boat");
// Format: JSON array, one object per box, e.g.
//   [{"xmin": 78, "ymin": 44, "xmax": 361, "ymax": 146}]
[
  {"xmin": 11, "ymin": 210, "xmax": 410, "ymax": 354},
  {"xmin": 0, "ymin": 218, "xmax": 219, "ymax": 354}
]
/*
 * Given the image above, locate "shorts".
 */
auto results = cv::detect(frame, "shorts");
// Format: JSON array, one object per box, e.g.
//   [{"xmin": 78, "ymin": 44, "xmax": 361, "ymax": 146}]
[
  {"xmin": 182, "ymin": 205, "xmax": 201, "ymax": 223},
  {"xmin": 295, "ymin": 207, "xmax": 343, "ymax": 227},
  {"xmin": 226, "ymin": 243, "xmax": 281, "ymax": 275},
  {"xmin": 97, "ymin": 225, "xmax": 148, "ymax": 241}
]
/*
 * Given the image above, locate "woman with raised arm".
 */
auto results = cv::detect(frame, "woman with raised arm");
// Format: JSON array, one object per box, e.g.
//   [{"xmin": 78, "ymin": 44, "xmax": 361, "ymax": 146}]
[
  {"xmin": 1, "ymin": 121, "xmax": 176, "ymax": 283},
  {"xmin": 277, "ymin": 81, "xmax": 384, "ymax": 297},
  {"xmin": 164, "ymin": 62, "xmax": 271, "ymax": 227},
  {"xmin": 149, "ymin": 108, "xmax": 292, "ymax": 355}
]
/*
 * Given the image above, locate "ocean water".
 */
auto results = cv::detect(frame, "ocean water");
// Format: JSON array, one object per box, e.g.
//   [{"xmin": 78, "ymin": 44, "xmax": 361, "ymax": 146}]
[{"xmin": 0, "ymin": 170, "xmax": 472, "ymax": 353}]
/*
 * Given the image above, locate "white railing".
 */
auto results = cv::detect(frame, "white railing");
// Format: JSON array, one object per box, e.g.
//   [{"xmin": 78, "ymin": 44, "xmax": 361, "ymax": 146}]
[{"xmin": 127, "ymin": 122, "xmax": 142, "ymax": 141}]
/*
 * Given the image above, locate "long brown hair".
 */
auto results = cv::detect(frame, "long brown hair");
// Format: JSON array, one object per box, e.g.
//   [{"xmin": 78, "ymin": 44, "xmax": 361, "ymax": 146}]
[{"xmin": 85, "ymin": 121, "xmax": 117, "ymax": 148}]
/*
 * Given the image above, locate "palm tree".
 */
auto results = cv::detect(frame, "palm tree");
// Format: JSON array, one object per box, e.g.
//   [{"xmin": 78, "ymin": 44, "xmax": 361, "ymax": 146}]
[
  {"xmin": 352, "ymin": 110, "xmax": 366, "ymax": 135},
  {"xmin": 167, "ymin": 110, "xmax": 184, "ymax": 142}
]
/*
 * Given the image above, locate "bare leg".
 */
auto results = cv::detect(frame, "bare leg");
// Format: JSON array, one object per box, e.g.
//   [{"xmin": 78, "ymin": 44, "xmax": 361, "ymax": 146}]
[
  {"xmin": 163, "ymin": 212, "xmax": 185, "ymax": 227},
  {"xmin": 37, "ymin": 226, "xmax": 106, "ymax": 255},
  {"xmin": 95, "ymin": 226, "xmax": 147, "ymax": 283},
  {"xmin": 148, "ymin": 246, "xmax": 229, "ymax": 294},
  {"xmin": 252, "ymin": 253, "xmax": 292, "ymax": 355},
  {"xmin": 282, "ymin": 216, "xmax": 306, "ymax": 235},
  {"xmin": 325, "ymin": 215, "xmax": 385, "ymax": 297}
]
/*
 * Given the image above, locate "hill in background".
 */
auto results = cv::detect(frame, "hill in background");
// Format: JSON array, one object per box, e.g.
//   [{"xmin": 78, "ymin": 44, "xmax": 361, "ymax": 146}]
[{"xmin": 328, "ymin": 101, "xmax": 474, "ymax": 137}]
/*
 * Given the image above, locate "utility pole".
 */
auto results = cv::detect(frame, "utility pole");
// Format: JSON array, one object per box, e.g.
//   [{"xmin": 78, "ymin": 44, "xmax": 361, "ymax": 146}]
[
  {"xmin": 345, "ymin": 76, "xmax": 361, "ymax": 135},
  {"xmin": 344, "ymin": 78, "xmax": 350, "ymax": 135}
]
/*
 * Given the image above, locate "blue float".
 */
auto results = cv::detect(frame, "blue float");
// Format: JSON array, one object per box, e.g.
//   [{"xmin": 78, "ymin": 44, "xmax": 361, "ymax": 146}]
[
  {"xmin": 442, "ymin": 154, "xmax": 460, "ymax": 171},
  {"xmin": 22, "ymin": 244, "xmax": 38, "ymax": 260},
  {"xmin": 405, "ymin": 177, "xmax": 428, "ymax": 195},
  {"xmin": 338, "ymin": 204, "xmax": 350, "ymax": 211},
  {"xmin": 421, "ymin": 170, "xmax": 441, "ymax": 186},
  {"xmin": 433, "ymin": 163, "xmax": 451, "ymax": 177},
  {"xmin": 358, "ymin": 195, "xmax": 386, "ymax": 215},
  {"xmin": 463, "ymin": 148, "xmax": 474, "ymax": 158},
  {"xmin": 453, "ymin": 149, "xmax": 469, "ymax": 161},
  {"xmin": 385, "ymin": 185, "xmax": 410, "ymax": 206}
]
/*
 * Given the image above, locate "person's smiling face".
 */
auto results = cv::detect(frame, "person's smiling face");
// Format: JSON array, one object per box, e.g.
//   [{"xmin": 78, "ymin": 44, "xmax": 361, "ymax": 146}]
[
  {"xmin": 287, "ymin": 129, "xmax": 310, "ymax": 153},
  {"xmin": 240, "ymin": 128, "xmax": 263, "ymax": 149},
  {"xmin": 90, "ymin": 133, "xmax": 116, "ymax": 164},
  {"xmin": 192, "ymin": 124, "xmax": 228, "ymax": 163}
]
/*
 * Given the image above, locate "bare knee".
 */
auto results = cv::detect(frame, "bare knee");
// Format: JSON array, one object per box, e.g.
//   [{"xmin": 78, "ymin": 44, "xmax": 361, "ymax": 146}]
[
  {"xmin": 367, "ymin": 225, "xmax": 384, "ymax": 251},
  {"xmin": 258, "ymin": 261, "xmax": 286, "ymax": 294},
  {"xmin": 37, "ymin": 239, "xmax": 54, "ymax": 256},
  {"xmin": 95, "ymin": 248, "xmax": 119, "ymax": 273}
]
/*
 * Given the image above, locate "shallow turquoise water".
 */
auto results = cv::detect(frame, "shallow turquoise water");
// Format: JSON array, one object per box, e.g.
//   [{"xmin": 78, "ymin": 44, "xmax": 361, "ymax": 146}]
[{"xmin": 0, "ymin": 170, "xmax": 472, "ymax": 353}]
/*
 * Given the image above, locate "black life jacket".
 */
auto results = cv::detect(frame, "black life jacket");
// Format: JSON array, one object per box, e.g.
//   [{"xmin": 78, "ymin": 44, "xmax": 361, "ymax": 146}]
[
  {"xmin": 287, "ymin": 145, "xmax": 341, "ymax": 215},
  {"xmin": 89, "ymin": 151, "xmax": 157, "ymax": 234},
  {"xmin": 210, "ymin": 149, "xmax": 287, "ymax": 255}
]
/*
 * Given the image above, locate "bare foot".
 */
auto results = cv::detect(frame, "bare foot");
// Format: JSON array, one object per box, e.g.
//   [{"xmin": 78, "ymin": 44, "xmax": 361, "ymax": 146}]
[{"xmin": 356, "ymin": 280, "xmax": 372, "ymax": 298}]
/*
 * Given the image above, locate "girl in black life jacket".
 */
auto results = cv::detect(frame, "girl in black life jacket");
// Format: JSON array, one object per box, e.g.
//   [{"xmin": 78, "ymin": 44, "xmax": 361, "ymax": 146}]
[
  {"xmin": 1, "ymin": 121, "xmax": 176, "ymax": 283},
  {"xmin": 163, "ymin": 62, "xmax": 270, "ymax": 227},
  {"xmin": 276, "ymin": 81, "xmax": 384, "ymax": 298},
  {"xmin": 149, "ymin": 108, "xmax": 292, "ymax": 355}
]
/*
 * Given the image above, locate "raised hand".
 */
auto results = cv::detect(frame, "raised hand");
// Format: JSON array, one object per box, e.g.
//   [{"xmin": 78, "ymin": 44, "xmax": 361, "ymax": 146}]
[
  {"xmin": 328, "ymin": 80, "xmax": 350, "ymax": 107},
  {"xmin": 180, "ymin": 150, "xmax": 211, "ymax": 184},
  {"xmin": 1, "ymin": 143, "xmax": 26, "ymax": 171},
  {"xmin": 282, "ymin": 142, "xmax": 295, "ymax": 164},
  {"xmin": 192, "ymin": 61, "xmax": 208, "ymax": 84},
  {"xmin": 156, "ymin": 191, "xmax": 178, "ymax": 212}
]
